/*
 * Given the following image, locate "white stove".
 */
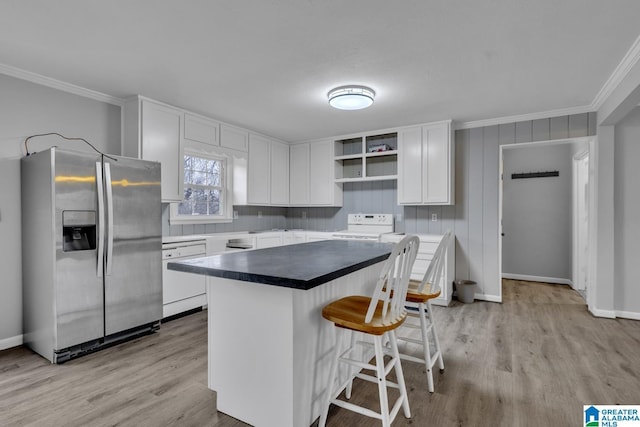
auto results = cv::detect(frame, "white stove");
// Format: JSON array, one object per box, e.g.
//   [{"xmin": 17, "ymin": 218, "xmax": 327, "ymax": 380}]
[{"xmin": 332, "ymin": 214, "xmax": 394, "ymax": 241}]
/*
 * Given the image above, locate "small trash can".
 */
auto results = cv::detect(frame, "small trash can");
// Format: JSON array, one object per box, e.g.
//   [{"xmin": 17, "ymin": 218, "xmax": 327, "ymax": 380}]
[{"xmin": 454, "ymin": 280, "xmax": 476, "ymax": 304}]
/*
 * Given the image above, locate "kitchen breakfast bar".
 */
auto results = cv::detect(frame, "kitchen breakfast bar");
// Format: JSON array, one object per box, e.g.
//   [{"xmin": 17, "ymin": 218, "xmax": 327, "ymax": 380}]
[{"xmin": 167, "ymin": 239, "xmax": 393, "ymax": 427}]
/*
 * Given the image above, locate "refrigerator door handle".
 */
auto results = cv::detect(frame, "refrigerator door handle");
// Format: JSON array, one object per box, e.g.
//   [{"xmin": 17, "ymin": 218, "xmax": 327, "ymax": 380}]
[
  {"xmin": 104, "ymin": 162, "xmax": 114, "ymax": 276},
  {"xmin": 96, "ymin": 161, "xmax": 105, "ymax": 278}
]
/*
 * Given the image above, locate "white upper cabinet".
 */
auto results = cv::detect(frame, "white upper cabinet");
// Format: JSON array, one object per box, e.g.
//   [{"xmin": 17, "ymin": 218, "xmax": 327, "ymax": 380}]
[
  {"xmin": 183, "ymin": 113, "xmax": 219, "ymax": 146},
  {"xmin": 289, "ymin": 143, "xmax": 310, "ymax": 205},
  {"xmin": 289, "ymin": 140, "xmax": 342, "ymax": 206},
  {"xmin": 220, "ymin": 124, "xmax": 249, "ymax": 152},
  {"xmin": 270, "ymin": 140, "xmax": 290, "ymax": 205},
  {"xmin": 398, "ymin": 120, "xmax": 454, "ymax": 205},
  {"xmin": 247, "ymin": 135, "xmax": 290, "ymax": 206},
  {"xmin": 123, "ymin": 97, "xmax": 184, "ymax": 202},
  {"xmin": 247, "ymin": 134, "xmax": 271, "ymax": 205}
]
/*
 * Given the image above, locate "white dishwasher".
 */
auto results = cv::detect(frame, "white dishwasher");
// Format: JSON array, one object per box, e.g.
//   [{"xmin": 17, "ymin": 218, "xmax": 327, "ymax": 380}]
[{"xmin": 162, "ymin": 240, "xmax": 207, "ymax": 319}]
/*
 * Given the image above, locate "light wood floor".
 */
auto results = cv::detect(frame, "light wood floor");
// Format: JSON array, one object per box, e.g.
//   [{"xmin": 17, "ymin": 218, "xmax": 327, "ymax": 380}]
[{"xmin": 1, "ymin": 280, "xmax": 639, "ymax": 426}]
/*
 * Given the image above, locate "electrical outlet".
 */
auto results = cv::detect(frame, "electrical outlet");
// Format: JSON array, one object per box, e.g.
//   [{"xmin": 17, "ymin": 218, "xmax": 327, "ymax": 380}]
[
  {"xmin": 302, "ymin": 211, "xmax": 307, "ymax": 219},
  {"xmin": 258, "ymin": 211, "xmax": 262, "ymax": 218},
  {"xmin": 356, "ymin": 170, "xmax": 362, "ymax": 177},
  {"xmin": 233, "ymin": 210, "xmax": 239, "ymax": 219},
  {"xmin": 431, "ymin": 213, "xmax": 438, "ymax": 222}
]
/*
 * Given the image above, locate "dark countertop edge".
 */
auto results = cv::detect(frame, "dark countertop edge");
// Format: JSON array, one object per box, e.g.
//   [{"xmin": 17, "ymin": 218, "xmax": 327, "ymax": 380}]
[{"xmin": 167, "ymin": 251, "xmax": 390, "ymax": 291}]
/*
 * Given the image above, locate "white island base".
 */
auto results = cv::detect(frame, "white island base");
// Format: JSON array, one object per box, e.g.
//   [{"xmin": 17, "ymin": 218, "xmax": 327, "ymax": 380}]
[{"xmin": 206, "ymin": 263, "xmax": 384, "ymax": 427}]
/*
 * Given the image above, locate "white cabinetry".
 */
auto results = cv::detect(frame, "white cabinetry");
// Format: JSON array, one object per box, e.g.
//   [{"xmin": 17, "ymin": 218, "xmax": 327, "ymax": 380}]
[
  {"xmin": 220, "ymin": 124, "xmax": 249, "ymax": 152},
  {"xmin": 256, "ymin": 232, "xmax": 284, "ymax": 249},
  {"xmin": 289, "ymin": 143, "xmax": 310, "ymax": 205},
  {"xmin": 334, "ymin": 133, "xmax": 398, "ymax": 182},
  {"xmin": 289, "ymin": 141, "xmax": 342, "ymax": 206},
  {"xmin": 247, "ymin": 134, "xmax": 271, "ymax": 205},
  {"xmin": 184, "ymin": 113, "xmax": 219, "ymax": 146},
  {"xmin": 123, "ymin": 97, "xmax": 183, "ymax": 202},
  {"xmin": 270, "ymin": 141, "xmax": 290, "ymax": 205},
  {"xmin": 247, "ymin": 134, "xmax": 290, "ymax": 206},
  {"xmin": 398, "ymin": 120, "xmax": 454, "ymax": 205}
]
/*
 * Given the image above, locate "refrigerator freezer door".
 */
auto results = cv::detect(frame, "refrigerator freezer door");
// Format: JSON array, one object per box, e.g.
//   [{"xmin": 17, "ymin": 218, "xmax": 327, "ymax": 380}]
[
  {"xmin": 103, "ymin": 156, "xmax": 162, "ymax": 335},
  {"xmin": 54, "ymin": 150, "xmax": 105, "ymax": 349}
]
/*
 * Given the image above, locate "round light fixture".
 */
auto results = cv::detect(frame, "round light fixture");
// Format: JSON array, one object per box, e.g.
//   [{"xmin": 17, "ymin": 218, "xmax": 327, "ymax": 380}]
[{"xmin": 328, "ymin": 85, "xmax": 375, "ymax": 110}]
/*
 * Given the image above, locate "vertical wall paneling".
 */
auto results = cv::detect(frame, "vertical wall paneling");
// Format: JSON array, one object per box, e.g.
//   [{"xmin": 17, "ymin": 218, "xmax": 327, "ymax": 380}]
[
  {"xmin": 515, "ymin": 121, "xmax": 533, "ymax": 143},
  {"xmin": 454, "ymin": 129, "xmax": 470, "ymax": 280},
  {"xmin": 532, "ymin": 118, "xmax": 551, "ymax": 141},
  {"xmin": 498, "ymin": 123, "xmax": 516, "ymax": 146},
  {"xmin": 482, "ymin": 125, "xmax": 501, "ymax": 300},
  {"xmin": 588, "ymin": 112, "xmax": 598, "ymax": 136},
  {"xmin": 468, "ymin": 128, "xmax": 485, "ymax": 293},
  {"xmin": 569, "ymin": 113, "xmax": 589, "ymax": 138},
  {"xmin": 550, "ymin": 116, "xmax": 570, "ymax": 140}
]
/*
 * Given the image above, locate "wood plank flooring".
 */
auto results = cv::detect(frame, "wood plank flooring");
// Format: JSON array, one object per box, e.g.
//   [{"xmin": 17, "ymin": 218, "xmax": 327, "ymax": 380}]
[{"xmin": 1, "ymin": 280, "xmax": 639, "ymax": 426}]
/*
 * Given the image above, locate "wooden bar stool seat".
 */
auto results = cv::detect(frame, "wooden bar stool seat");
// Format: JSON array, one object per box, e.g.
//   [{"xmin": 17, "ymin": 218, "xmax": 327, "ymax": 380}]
[{"xmin": 319, "ymin": 235, "xmax": 420, "ymax": 427}]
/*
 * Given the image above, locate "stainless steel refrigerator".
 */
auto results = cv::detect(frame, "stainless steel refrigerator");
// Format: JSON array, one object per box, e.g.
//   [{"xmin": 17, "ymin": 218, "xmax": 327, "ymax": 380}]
[{"xmin": 21, "ymin": 147, "xmax": 162, "ymax": 363}]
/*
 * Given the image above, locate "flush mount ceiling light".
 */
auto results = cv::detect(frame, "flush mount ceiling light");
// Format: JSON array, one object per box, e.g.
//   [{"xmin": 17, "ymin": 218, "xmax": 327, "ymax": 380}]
[{"xmin": 328, "ymin": 85, "xmax": 375, "ymax": 110}]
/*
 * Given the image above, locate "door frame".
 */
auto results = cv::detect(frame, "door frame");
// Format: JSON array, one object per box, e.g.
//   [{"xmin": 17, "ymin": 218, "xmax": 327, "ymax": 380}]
[
  {"xmin": 572, "ymin": 149, "xmax": 590, "ymax": 295},
  {"xmin": 498, "ymin": 136, "xmax": 597, "ymax": 311}
]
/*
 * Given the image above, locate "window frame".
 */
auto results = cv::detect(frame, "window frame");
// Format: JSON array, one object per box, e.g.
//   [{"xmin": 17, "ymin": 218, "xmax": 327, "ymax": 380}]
[{"xmin": 169, "ymin": 149, "xmax": 234, "ymax": 225}]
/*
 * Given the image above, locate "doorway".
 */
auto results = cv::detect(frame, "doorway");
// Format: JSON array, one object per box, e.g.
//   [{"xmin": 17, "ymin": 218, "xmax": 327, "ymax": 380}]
[{"xmin": 498, "ymin": 137, "xmax": 595, "ymax": 305}]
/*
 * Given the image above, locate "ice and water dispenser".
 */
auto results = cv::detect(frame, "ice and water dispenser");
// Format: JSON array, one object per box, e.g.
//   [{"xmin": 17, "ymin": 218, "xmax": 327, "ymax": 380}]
[{"xmin": 62, "ymin": 210, "xmax": 97, "ymax": 252}]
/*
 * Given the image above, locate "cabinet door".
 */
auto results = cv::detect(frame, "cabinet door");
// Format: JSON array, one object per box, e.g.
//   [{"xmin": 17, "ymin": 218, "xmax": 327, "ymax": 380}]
[
  {"xmin": 309, "ymin": 140, "xmax": 333, "ymax": 205},
  {"xmin": 270, "ymin": 141, "xmax": 290, "ymax": 205},
  {"xmin": 184, "ymin": 114, "xmax": 219, "ymax": 146},
  {"xmin": 289, "ymin": 143, "xmax": 310, "ymax": 205},
  {"xmin": 256, "ymin": 233, "xmax": 283, "ymax": 249},
  {"xmin": 141, "ymin": 101, "xmax": 183, "ymax": 202},
  {"xmin": 220, "ymin": 125, "xmax": 249, "ymax": 152},
  {"xmin": 422, "ymin": 123, "xmax": 451, "ymax": 204},
  {"xmin": 397, "ymin": 127, "xmax": 423, "ymax": 204},
  {"xmin": 247, "ymin": 134, "xmax": 271, "ymax": 205}
]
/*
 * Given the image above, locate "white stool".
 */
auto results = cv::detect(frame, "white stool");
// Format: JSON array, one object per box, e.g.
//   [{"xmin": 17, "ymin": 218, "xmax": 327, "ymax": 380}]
[
  {"xmin": 319, "ymin": 235, "xmax": 420, "ymax": 427},
  {"xmin": 396, "ymin": 230, "xmax": 452, "ymax": 393}
]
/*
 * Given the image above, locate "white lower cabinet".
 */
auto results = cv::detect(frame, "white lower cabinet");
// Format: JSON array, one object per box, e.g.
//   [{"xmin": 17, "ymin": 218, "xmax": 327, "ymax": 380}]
[
  {"xmin": 256, "ymin": 232, "xmax": 284, "ymax": 249},
  {"xmin": 381, "ymin": 233, "xmax": 455, "ymax": 306}
]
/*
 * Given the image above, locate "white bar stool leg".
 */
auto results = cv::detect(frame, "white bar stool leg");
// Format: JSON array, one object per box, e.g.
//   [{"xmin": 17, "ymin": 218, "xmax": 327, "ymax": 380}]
[
  {"xmin": 388, "ymin": 330, "xmax": 411, "ymax": 418},
  {"xmin": 419, "ymin": 302, "xmax": 435, "ymax": 392},
  {"xmin": 374, "ymin": 336, "xmax": 391, "ymax": 427},
  {"xmin": 319, "ymin": 326, "xmax": 342, "ymax": 427},
  {"xmin": 428, "ymin": 300, "xmax": 445, "ymax": 371}
]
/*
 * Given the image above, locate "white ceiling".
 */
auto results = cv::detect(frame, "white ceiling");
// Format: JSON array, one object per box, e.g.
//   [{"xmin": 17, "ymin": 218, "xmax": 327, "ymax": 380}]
[{"xmin": 1, "ymin": 1, "xmax": 639, "ymax": 142}]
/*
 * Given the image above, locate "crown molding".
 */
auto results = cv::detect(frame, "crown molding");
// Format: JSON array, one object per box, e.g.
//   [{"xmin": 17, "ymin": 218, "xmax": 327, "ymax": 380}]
[
  {"xmin": 456, "ymin": 105, "xmax": 593, "ymax": 130},
  {"xmin": 0, "ymin": 63, "xmax": 124, "ymax": 106},
  {"xmin": 591, "ymin": 34, "xmax": 640, "ymax": 111}
]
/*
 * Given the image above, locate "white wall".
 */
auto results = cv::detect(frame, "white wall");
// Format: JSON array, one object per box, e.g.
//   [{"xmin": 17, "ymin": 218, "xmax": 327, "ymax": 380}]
[
  {"xmin": 453, "ymin": 114, "xmax": 596, "ymax": 301},
  {"xmin": 0, "ymin": 74, "xmax": 120, "ymax": 347},
  {"xmin": 614, "ymin": 107, "xmax": 640, "ymax": 316},
  {"xmin": 502, "ymin": 144, "xmax": 574, "ymax": 281}
]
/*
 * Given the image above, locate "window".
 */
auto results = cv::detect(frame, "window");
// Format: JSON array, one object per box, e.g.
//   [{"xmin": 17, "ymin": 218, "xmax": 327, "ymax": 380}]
[{"xmin": 170, "ymin": 152, "xmax": 233, "ymax": 224}]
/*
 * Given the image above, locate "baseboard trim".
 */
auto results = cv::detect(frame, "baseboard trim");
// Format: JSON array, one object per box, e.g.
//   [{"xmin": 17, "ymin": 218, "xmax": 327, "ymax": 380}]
[
  {"xmin": 474, "ymin": 293, "xmax": 502, "ymax": 303},
  {"xmin": 589, "ymin": 308, "xmax": 616, "ymax": 319},
  {"xmin": 502, "ymin": 273, "xmax": 573, "ymax": 286},
  {"xmin": 615, "ymin": 310, "xmax": 640, "ymax": 321},
  {"xmin": 0, "ymin": 334, "xmax": 23, "ymax": 351}
]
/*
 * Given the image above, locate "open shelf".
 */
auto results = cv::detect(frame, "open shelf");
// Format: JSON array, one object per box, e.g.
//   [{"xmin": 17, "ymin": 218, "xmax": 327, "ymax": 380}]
[{"xmin": 334, "ymin": 133, "xmax": 398, "ymax": 182}]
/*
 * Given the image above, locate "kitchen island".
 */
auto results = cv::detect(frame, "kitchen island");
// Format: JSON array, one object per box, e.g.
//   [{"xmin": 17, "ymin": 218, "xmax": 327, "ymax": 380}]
[{"xmin": 168, "ymin": 240, "xmax": 392, "ymax": 427}]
